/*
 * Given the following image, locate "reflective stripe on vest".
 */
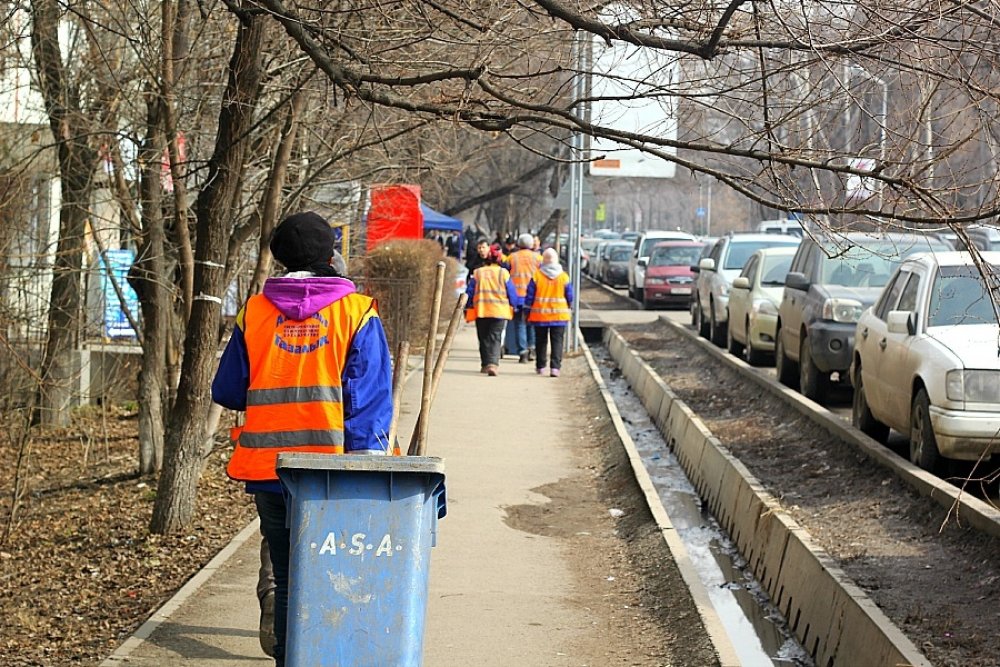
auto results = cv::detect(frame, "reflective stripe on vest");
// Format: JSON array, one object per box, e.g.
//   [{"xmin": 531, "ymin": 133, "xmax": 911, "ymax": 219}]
[
  {"xmin": 509, "ymin": 250, "xmax": 541, "ymax": 296},
  {"xmin": 473, "ymin": 265, "xmax": 513, "ymax": 319},
  {"xmin": 527, "ymin": 271, "xmax": 571, "ymax": 323},
  {"xmin": 226, "ymin": 292, "xmax": 378, "ymax": 482}
]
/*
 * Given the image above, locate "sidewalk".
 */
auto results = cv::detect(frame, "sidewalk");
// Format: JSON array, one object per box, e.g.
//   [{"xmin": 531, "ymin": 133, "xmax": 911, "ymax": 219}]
[{"xmin": 102, "ymin": 325, "xmax": 595, "ymax": 666}]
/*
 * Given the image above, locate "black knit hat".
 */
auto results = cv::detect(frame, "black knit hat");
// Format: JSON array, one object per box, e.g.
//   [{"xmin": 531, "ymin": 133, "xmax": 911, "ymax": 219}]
[{"xmin": 269, "ymin": 212, "xmax": 336, "ymax": 271}]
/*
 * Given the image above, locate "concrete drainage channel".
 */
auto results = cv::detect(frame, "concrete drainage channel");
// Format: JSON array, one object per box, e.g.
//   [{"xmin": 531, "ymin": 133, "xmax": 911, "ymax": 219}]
[{"xmin": 580, "ymin": 331, "xmax": 932, "ymax": 667}]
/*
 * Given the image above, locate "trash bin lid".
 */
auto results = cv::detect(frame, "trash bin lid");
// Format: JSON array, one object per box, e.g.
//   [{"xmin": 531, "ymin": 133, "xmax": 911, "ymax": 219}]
[{"xmin": 276, "ymin": 453, "xmax": 445, "ymax": 475}]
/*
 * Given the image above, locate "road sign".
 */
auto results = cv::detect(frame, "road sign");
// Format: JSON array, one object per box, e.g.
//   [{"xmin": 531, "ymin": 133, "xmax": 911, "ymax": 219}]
[{"xmin": 696, "ymin": 207, "xmax": 706, "ymax": 217}]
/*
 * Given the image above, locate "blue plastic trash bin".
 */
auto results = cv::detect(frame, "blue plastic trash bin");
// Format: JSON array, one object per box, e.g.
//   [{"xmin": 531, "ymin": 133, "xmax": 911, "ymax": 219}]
[{"xmin": 276, "ymin": 453, "xmax": 446, "ymax": 667}]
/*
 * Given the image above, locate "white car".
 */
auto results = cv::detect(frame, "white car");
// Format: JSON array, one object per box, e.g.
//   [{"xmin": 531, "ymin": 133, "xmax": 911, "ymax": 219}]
[
  {"xmin": 628, "ymin": 230, "xmax": 697, "ymax": 301},
  {"xmin": 695, "ymin": 233, "xmax": 800, "ymax": 346},
  {"xmin": 851, "ymin": 251, "xmax": 1000, "ymax": 472},
  {"xmin": 725, "ymin": 246, "xmax": 797, "ymax": 365}
]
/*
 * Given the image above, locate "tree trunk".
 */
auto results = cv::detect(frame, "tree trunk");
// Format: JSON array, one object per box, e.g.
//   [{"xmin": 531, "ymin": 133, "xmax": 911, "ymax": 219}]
[
  {"xmin": 131, "ymin": 102, "xmax": 169, "ymax": 475},
  {"xmin": 30, "ymin": 0, "xmax": 97, "ymax": 427},
  {"xmin": 151, "ymin": 9, "xmax": 265, "ymax": 534}
]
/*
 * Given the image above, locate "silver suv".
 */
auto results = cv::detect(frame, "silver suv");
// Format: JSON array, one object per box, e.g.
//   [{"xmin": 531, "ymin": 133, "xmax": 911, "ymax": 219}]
[{"xmin": 694, "ymin": 233, "xmax": 800, "ymax": 346}]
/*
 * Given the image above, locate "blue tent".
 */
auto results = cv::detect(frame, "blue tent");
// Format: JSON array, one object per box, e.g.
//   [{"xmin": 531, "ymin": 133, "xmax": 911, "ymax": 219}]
[{"xmin": 421, "ymin": 203, "xmax": 464, "ymax": 259}]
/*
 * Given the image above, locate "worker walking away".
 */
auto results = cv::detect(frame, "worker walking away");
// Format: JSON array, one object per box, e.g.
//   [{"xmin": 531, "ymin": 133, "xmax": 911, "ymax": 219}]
[
  {"xmin": 212, "ymin": 211, "xmax": 393, "ymax": 667},
  {"xmin": 525, "ymin": 247, "xmax": 574, "ymax": 378},
  {"xmin": 466, "ymin": 245, "xmax": 520, "ymax": 376},
  {"xmin": 507, "ymin": 233, "xmax": 542, "ymax": 363}
]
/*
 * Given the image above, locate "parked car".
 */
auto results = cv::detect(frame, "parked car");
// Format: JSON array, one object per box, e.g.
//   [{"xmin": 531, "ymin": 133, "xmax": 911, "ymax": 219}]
[
  {"xmin": 725, "ymin": 246, "xmax": 797, "ymax": 365},
  {"xmin": 694, "ymin": 233, "xmax": 801, "ymax": 346},
  {"xmin": 593, "ymin": 229, "xmax": 621, "ymax": 240},
  {"xmin": 775, "ymin": 232, "xmax": 951, "ymax": 403},
  {"xmin": 689, "ymin": 241, "xmax": 716, "ymax": 326},
  {"xmin": 628, "ymin": 230, "xmax": 697, "ymax": 301},
  {"xmin": 641, "ymin": 241, "xmax": 704, "ymax": 309},
  {"xmin": 620, "ymin": 231, "xmax": 640, "ymax": 242},
  {"xmin": 592, "ymin": 240, "xmax": 610, "ymax": 281},
  {"xmin": 600, "ymin": 241, "xmax": 634, "ymax": 287},
  {"xmin": 756, "ymin": 219, "xmax": 805, "ymax": 237},
  {"xmin": 581, "ymin": 238, "xmax": 601, "ymax": 275},
  {"xmin": 933, "ymin": 224, "xmax": 999, "ymax": 251},
  {"xmin": 851, "ymin": 251, "xmax": 1000, "ymax": 471}
]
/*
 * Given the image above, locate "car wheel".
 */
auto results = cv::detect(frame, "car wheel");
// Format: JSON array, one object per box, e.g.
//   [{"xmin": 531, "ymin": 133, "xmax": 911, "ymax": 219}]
[
  {"xmin": 698, "ymin": 304, "xmax": 710, "ymax": 339},
  {"xmin": 910, "ymin": 388, "xmax": 942, "ymax": 472},
  {"xmin": 726, "ymin": 312, "xmax": 744, "ymax": 356},
  {"xmin": 799, "ymin": 335, "xmax": 829, "ymax": 403},
  {"xmin": 745, "ymin": 320, "xmax": 767, "ymax": 366},
  {"xmin": 641, "ymin": 289, "xmax": 652, "ymax": 309},
  {"xmin": 690, "ymin": 299, "xmax": 699, "ymax": 327},
  {"xmin": 852, "ymin": 367, "xmax": 889, "ymax": 443},
  {"xmin": 709, "ymin": 301, "xmax": 727, "ymax": 346},
  {"xmin": 775, "ymin": 327, "xmax": 798, "ymax": 388}
]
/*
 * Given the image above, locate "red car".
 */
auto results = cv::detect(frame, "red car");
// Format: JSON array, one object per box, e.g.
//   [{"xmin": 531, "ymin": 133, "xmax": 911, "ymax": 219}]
[{"xmin": 641, "ymin": 241, "xmax": 706, "ymax": 308}]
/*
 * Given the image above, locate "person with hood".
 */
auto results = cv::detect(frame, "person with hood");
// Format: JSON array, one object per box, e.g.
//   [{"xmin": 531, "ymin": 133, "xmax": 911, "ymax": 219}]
[
  {"xmin": 465, "ymin": 245, "xmax": 520, "ymax": 375},
  {"xmin": 506, "ymin": 232, "xmax": 543, "ymax": 363},
  {"xmin": 212, "ymin": 211, "xmax": 393, "ymax": 667},
  {"xmin": 525, "ymin": 247, "xmax": 574, "ymax": 377}
]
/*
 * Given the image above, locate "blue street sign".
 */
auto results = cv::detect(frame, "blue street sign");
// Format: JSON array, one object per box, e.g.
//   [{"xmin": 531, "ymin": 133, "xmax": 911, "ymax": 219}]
[{"xmin": 696, "ymin": 207, "xmax": 706, "ymax": 217}]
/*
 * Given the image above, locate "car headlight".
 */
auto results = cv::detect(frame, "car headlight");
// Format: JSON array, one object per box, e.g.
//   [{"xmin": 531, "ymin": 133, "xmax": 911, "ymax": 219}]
[
  {"xmin": 822, "ymin": 298, "xmax": 864, "ymax": 323},
  {"xmin": 752, "ymin": 299, "xmax": 778, "ymax": 316},
  {"xmin": 645, "ymin": 277, "xmax": 666, "ymax": 285},
  {"xmin": 946, "ymin": 369, "xmax": 1000, "ymax": 402}
]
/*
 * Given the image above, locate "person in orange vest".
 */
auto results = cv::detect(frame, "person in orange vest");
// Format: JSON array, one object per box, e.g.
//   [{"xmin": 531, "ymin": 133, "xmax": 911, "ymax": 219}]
[
  {"xmin": 465, "ymin": 245, "xmax": 520, "ymax": 376},
  {"xmin": 525, "ymin": 247, "xmax": 574, "ymax": 378},
  {"xmin": 212, "ymin": 211, "xmax": 393, "ymax": 667},
  {"xmin": 506, "ymin": 233, "xmax": 543, "ymax": 363}
]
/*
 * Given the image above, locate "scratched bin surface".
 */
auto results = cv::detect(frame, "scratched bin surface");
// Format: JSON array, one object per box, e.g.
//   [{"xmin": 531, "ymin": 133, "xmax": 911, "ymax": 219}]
[{"xmin": 277, "ymin": 453, "xmax": 447, "ymax": 667}]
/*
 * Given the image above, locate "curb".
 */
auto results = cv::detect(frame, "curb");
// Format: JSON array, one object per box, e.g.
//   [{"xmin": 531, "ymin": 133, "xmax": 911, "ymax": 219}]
[
  {"xmin": 100, "ymin": 518, "xmax": 263, "ymax": 665},
  {"xmin": 579, "ymin": 331, "xmax": 741, "ymax": 667},
  {"xmin": 605, "ymin": 326, "xmax": 931, "ymax": 667},
  {"xmin": 656, "ymin": 314, "xmax": 1000, "ymax": 539}
]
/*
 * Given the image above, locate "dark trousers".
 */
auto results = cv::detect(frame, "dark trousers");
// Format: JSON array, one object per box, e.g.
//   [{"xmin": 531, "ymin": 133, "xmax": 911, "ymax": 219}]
[
  {"xmin": 255, "ymin": 491, "xmax": 291, "ymax": 667},
  {"xmin": 534, "ymin": 325, "xmax": 566, "ymax": 370},
  {"xmin": 476, "ymin": 318, "xmax": 506, "ymax": 366}
]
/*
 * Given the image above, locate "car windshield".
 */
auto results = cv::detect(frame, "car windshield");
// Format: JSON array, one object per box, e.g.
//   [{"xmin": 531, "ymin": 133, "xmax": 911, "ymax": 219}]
[
  {"xmin": 640, "ymin": 237, "xmax": 686, "ymax": 256},
  {"xmin": 926, "ymin": 266, "xmax": 1000, "ymax": 326},
  {"xmin": 760, "ymin": 255, "xmax": 794, "ymax": 285},
  {"xmin": 724, "ymin": 239, "xmax": 799, "ymax": 270},
  {"xmin": 650, "ymin": 246, "xmax": 701, "ymax": 267},
  {"xmin": 819, "ymin": 239, "xmax": 950, "ymax": 287},
  {"xmin": 610, "ymin": 247, "xmax": 631, "ymax": 261}
]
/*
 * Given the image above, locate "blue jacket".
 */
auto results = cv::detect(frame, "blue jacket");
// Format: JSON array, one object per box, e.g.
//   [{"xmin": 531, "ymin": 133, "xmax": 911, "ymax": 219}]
[
  {"xmin": 525, "ymin": 275, "xmax": 574, "ymax": 327},
  {"xmin": 213, "ymin": 275, "xmax": 393, "ymax": 492}
]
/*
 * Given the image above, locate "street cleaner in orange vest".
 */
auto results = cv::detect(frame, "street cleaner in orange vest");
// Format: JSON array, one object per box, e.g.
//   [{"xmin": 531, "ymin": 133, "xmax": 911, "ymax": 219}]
[
  {"xmin": 506, "ymin": 233, "xmax": 543, "ymax": 364},
  {"xmin": 212, "ymin": 212, "xmax": 393, "ymax": 667},
  {"xmin": 525, "ymin": 247, "xmax": 574, "ymax": 378},
  {"xmin": 465, "ymin": 245, "xmax": 520, "ymax": 376}
]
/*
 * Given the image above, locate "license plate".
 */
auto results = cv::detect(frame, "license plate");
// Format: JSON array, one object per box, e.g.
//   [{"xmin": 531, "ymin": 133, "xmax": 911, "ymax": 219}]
[{"xmin": 671, "ymin": 287, "xmax": 692, "ymax": 295}]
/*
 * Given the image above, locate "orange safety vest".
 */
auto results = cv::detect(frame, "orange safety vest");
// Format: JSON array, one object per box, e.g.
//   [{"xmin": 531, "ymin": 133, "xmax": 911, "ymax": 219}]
[
  {"xmin": 472, "ymin": 265, "xmax": 514, "ymax": 320},
  {"xmin": 527, "ymin": 270, "xmax": 571, "ymax": 323},
  {"xmin": 226, "ymin": 292, "xmax": 380, "ymax": 482},
  {"xmin": 509, "ymin": 249, "xmax": 542, "ymax": 297}
]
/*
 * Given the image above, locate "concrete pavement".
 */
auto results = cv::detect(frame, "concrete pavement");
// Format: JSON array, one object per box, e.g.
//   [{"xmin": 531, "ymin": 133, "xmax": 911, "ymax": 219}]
[{"xmin": 101, "ymin": 325, "xmax": 603, "ymax": 666}]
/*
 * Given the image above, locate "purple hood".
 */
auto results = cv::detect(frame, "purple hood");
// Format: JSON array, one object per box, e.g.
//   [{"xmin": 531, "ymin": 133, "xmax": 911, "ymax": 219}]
[{"xmin": 262, "ymin": 276, "xmax": 357, "ymax": 321}]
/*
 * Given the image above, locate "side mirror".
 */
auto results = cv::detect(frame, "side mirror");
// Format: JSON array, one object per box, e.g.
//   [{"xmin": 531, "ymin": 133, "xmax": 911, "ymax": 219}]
[
  {"xmin": 699, "ymin": 258, "xmax": 716, "ymax": 272},
  {"xmin": 785, "ymin": 272, "xmax": 809, "ymax": 291},
  {"xmin": 637, "ymin": 258, "xmax": 647, "ymax": 268},
  {"xmin": 691, "ymin": 265, "xmax": 700, "ymax": 273},
  {"xmin": 732, "ymin": 277, "xmax": 751, "ymax": 290},
  {"xmin": 887, "ymin": 310, "xmax": 917, "ymax": 335}
]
